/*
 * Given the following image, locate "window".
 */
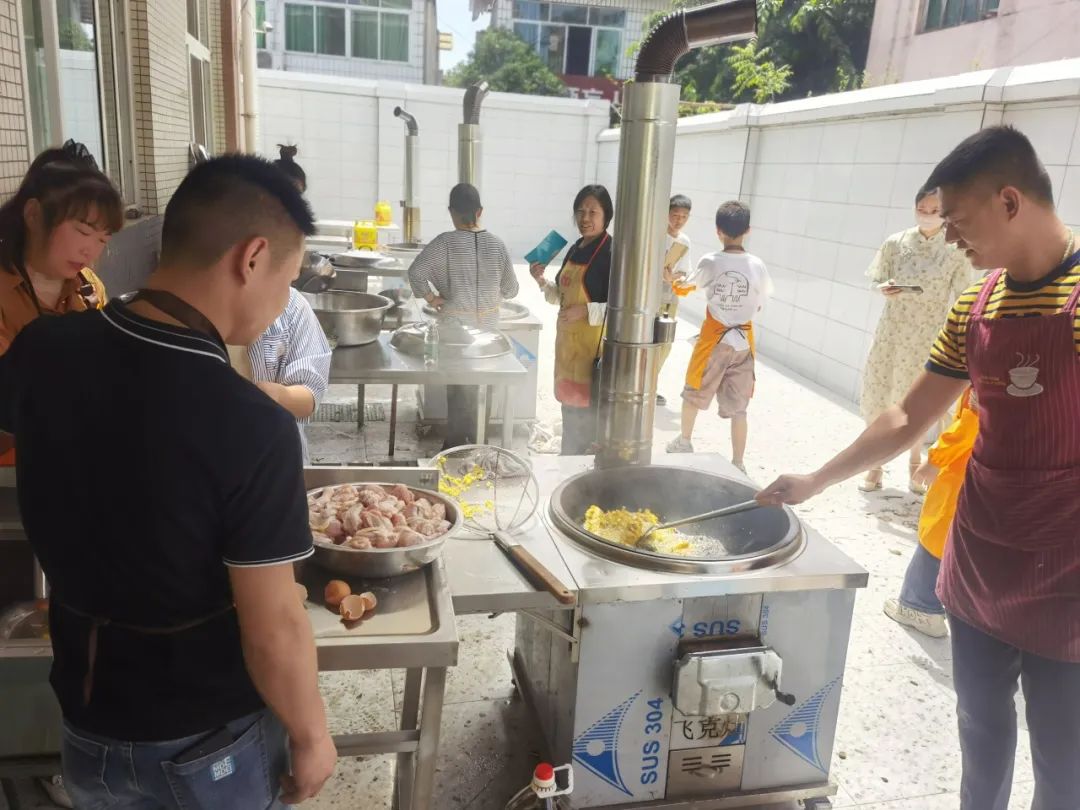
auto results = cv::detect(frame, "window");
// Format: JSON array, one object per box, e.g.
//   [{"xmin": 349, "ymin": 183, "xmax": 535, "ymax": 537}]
[
  {"xmin": 511, "ymin": 2, "xmax": 624, "ymax": 78},
  {"xmin": 589, "ymin": 8, "xmax": 625, "ymax": 27},
  {"xmin": 351, "ymin": 9, "xmax": 378, "ymax": 58},
  {"xmin": 924, "ymin": 0, "xmax": 999, "ymax": 31},
  {"xmin": 23, "ymin": 1, "xmax": 106, "ymax": 167},
  {"xmin": 285, "ymin": 4, "xmax": 315, "ymax": 52},
  {"xmin": 316, "ymin": 6, "xmax": 346, "ymax": 55},
  {"xmin": 594, "ymin": 28, "xmax": 619, "ymax": 76},
  {"xmin": 286, "ymin": 1, "xmax": 409, "ymax": 62},
  {"xmin": 186, "ymin": 0, "xmax": 214, "ymax": 152},
  {"xmin": 380, "ymin": 13, "xmax": 409, "ymax": 62},
  {"xmin": 256, "ymin": 0, "xmax": 267, "ymax": 49}
]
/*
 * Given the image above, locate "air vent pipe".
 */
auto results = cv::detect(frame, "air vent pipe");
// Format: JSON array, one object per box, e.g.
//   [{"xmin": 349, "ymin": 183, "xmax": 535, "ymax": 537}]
[{"xmin": 596, "ymin": 0, "xmax": 756, "ymax": 468}]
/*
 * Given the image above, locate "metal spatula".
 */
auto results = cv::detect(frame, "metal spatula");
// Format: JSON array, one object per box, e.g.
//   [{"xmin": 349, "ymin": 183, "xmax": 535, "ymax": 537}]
[{"xmin": 635, "ymin": 500, "xmax": 763, "ymax": 548}]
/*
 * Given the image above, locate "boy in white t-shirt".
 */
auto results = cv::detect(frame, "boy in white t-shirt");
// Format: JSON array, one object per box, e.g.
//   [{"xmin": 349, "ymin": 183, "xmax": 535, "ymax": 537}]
[
  {"xmin": 657, "ymin": 194, "xmax": 693, "ymax": 406},
  {"xmin": 666, "ymin": 201, "xmax": 772, "ymax": 472}
]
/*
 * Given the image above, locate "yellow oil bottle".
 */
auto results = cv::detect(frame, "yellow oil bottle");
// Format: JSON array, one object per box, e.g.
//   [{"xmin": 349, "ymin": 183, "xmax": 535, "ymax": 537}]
[{"xmin": 352, "ymin": 220, "xmax": 378, "ymax": 251}]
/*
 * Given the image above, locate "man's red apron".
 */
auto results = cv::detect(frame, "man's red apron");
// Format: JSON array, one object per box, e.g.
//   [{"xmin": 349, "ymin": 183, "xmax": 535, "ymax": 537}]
[{"xmin": 938, "ymin": 262, "xmax": 1080, "ymax": 662}]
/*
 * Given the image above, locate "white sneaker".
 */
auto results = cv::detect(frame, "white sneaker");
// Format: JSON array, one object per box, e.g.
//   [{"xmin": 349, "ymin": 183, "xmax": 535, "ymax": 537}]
[
  {"xmin": 39, "ymin": 775, "xmax": 74, "ymax": 809},
  {"xmin": 666, "ymin": 436, "xmax": 694, "ymax": 453},
  {"xmin": 883, "ymin": 598, "xmax": 948, "ymax": 638}
]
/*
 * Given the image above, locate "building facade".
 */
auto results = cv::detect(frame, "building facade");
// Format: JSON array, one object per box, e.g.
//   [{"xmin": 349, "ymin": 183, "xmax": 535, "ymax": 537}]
[
  {"xmin": 2, "ymin": 0, "xmax": 242, "ymax": 293},
  {"xmin": 255, "ymin": 0, "xmax": 437, "ymax": 84},
  {"xmin": 865, "ymin": 0, "xmax": 1080, "ymax": 85},
  {"xmin": 487, "ymin": 0, "xmax": 669, "ymax": 100}
]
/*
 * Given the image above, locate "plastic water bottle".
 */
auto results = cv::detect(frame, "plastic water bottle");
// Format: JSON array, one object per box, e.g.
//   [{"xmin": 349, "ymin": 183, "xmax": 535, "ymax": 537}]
[
  {"xmin": 504, "ymin": 763, "xmax": 573, "ymax": 810},
  {"xmin": 423, "ymin": 320, "xmax": 439, "ymax": 368}
]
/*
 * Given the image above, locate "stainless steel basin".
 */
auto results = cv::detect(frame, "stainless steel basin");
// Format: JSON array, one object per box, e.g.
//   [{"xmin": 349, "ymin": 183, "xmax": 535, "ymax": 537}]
[
  {"xmin": 548, "ymin": 466, "xmax": 804, "ymax": 574},
  {"xmin": 303, "ymin": 291, "xmax": 393, "ymax": 347}
]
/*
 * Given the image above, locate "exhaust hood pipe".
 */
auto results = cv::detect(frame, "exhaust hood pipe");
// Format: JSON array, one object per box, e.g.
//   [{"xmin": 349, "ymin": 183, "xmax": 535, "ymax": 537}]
[
  {"xmin": 394, "ymin": 106, "xmax": 421, "ymax": 244},
  {"xmin": 596, "ymin": 0, "xmax": 756, "ymax": 468},
  {"xmin": 459, "ymin": 81, "xmax": 489, "ymax": 189}
]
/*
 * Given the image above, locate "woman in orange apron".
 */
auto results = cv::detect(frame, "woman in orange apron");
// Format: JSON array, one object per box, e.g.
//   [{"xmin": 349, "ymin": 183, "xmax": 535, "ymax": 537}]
[
  {"xmin": 883, "ymin": 388, "xmax": 978, "ymax": 638},
  {"xmin": 531, "ymin": 185, "xmax": 613, "ymax": 455},
  {"xmin": 0, "ymin": 144, "xmax": 121, "ymax": 465}
]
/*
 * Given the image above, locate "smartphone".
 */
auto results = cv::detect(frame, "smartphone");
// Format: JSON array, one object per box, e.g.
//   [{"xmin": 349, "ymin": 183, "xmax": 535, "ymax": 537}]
[{"xmin": 173, "ymin": 727, "xmax": 234, "ymax": 765}]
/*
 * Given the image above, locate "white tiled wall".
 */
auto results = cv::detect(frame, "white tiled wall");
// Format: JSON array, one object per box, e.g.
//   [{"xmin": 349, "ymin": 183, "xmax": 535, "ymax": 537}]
[
  {"xmin": 0, "ymin": 0, "xmax": 29, "ymax": 196},
  {"xmin": 595, "ymin": 61, "xmax": 1080, "ymax": 404},
  {"xmin": 259, "ymin": 71, "xmax": 610, "ymax": 256}
]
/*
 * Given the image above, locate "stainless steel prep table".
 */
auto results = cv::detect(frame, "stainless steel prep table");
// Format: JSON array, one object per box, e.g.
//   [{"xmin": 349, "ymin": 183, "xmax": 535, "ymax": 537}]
[
  {"xmin": 301, "ymin": 466, "xmax": 458, "ymax": 810},
  {"xmin": 328, "ymin": 333, "xmax": 526, "ymax": 454},
  {"xmin": 0, "ymin": 467, "xmax": 459, "ymax": 810}
]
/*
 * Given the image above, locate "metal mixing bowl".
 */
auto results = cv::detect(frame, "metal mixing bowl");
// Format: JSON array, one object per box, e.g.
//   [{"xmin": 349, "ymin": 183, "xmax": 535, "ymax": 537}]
[
  {"xmin": 548, "ymin": 465, "xmax": 804, "ymax": 574},
  {"xmin": 329, "ymin": 267, "xmax": 368, "ymax": 292},
  {"xmin": 307, "ymin": 485, "xmax": 463, "ymax": 578},
  {"xmin": 303, "ymin": 291, "xmax": 393, "ymax": 346}
]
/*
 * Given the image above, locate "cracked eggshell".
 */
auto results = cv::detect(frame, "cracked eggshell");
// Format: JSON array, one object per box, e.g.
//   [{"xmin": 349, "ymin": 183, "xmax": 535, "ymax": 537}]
[{"xmin": 339, "ymin": 594, "xmax": 367, "ymax": 622}]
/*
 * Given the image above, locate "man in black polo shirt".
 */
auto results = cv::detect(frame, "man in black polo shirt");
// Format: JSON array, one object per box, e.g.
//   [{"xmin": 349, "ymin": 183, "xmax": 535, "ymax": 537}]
[{"xmin": 0, "ymin": 155, "xmax": 336, "ymax": 808}]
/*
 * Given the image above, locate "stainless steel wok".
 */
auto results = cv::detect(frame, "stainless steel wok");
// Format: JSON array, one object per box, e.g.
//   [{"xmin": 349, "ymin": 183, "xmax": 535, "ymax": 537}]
[
  {"xmin": 307, "ymin": 485, "xmax": 463, "ymax": 578},
  {"xmin": 303, "ymin": 291, "xmax": 393, "ymax": 347},
  {"xmin": 548, "ymin": 465, "xmax": 804, "ymax": 574}
]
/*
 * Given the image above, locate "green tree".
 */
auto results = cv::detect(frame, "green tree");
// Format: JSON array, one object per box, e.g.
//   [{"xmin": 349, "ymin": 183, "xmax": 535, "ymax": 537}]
[
  {"xmin": 445, "ymin": 29, "xmax": 566, "ymax": 97},
  {"xmin": 726, "ymin": 41, "xmax": 792, "ymax": 103},
  {"xmin": 627, "ymin": 0, "xmax": 874, "ymax": 109}
]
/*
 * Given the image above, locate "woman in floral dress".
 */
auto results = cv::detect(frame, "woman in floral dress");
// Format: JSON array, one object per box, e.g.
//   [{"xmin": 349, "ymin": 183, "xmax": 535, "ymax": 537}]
[{"xmin": 859, "ymin": 187, "xmax": 974, "ymax": 493}]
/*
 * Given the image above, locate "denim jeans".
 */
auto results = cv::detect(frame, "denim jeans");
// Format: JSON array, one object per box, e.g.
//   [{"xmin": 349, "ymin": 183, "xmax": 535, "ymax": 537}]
[
  {"xmin": 61, "ymin": 709, "xmax": 289, "ymax": 809},
  {"xmin": 898, "ymin": 543, "xmax": 944, "ymax": 615},
  {"xmin": 951, "ymin": 615, "xmax": 1080, "ymax": 810}
]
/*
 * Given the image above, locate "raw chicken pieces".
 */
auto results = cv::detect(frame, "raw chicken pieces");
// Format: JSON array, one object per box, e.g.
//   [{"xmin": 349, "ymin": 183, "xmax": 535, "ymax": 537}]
[{"xmin": 309, "ymin": 484, "xmax": 452, "ymax": 549}]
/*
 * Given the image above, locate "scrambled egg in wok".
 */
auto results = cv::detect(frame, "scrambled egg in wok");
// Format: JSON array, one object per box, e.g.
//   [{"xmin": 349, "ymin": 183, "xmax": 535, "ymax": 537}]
[{"xmin": 583, "ymin": 505, "xmax": 693, "ymax": 555}]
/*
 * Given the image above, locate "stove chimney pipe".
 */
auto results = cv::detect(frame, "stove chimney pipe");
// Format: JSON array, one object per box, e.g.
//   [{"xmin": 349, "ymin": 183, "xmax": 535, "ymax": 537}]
[
  {"xmin": 596, "ymin": 0, "xmax": 756, "ymax": 468},
  {"xmin": 394, "ymin": 106, "xmax": 421, "ymax": 244},
  {"xmin": 459, "ymin": 82, "xmax": 489, "ymax": 190}
]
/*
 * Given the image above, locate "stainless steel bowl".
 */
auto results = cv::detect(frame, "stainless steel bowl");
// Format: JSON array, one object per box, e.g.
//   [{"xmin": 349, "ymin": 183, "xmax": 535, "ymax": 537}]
[
  {"xmin": 307, "ymin": 485, "xmax": 463, "ymax": 578},
  {"xmin": 303, "ymin": 291, "xmax": 393, "ymax": 347},
  {"xmin": 548, "ymin": 465, "xmax": 804, "ymax": 575},
  {"xmin": 328, "ymin": 267, "xmax": 368, "ymax": 292}
]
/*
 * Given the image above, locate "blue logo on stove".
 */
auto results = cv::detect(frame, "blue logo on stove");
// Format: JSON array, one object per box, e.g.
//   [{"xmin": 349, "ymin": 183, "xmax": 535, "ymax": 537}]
[
  {"xmin": 769, "ymin": 677, "xmax": 840, "ymax": 773},
  {"xmin": 572, "ymin": 691, "xmax": 638, "ymax": 796}
]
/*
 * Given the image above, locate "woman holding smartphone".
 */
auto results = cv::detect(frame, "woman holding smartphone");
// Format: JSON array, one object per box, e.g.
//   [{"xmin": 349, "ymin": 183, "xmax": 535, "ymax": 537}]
[{"xmin": 858, "ymin": 185, "xmax": 974, "ymax": 493}]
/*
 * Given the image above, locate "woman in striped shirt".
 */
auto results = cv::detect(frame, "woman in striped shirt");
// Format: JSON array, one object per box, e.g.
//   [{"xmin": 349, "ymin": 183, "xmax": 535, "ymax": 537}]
[{"xmin": 408, "ymin": 183, "xmax": 519, "ymax": 448}]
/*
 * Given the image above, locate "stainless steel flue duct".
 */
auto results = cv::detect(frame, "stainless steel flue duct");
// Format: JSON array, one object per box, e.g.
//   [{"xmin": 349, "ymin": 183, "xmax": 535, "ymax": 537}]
[
  {"xmin": 458, "ymin": 81, "xmax": 489, "ymax": 190},
  {"xmin": 394, "ymin": 106, "xmax": 421, "ymax": 244},
  {"xmin": 596, "ymin": 0, "xmax": 756, "ymax": 468}
]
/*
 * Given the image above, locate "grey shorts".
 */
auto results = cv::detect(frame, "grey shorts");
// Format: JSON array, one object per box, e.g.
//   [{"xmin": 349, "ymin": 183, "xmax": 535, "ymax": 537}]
[{"xmin": 682, "ymin": 342, "xmax": 754, "ymax": 417}]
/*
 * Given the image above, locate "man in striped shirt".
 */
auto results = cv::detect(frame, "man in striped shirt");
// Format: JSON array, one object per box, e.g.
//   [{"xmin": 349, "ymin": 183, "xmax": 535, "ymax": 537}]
[
  {"xmin": 758, "ymin": 126, "xmax": 1080, "ymax": 809},
  {"xmin": 408, "ymin": 183, "xmax": 519, "ymax": 447}
]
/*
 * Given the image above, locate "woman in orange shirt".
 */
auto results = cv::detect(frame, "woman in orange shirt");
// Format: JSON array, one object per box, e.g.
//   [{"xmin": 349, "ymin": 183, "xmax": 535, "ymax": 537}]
[
  {"xmin": 0, "ymin": 144, "xmax": 121, "ymax": 461},
  {"xmin": 883, "ymin": 388, "xmax": 979, "ymax": 638}
]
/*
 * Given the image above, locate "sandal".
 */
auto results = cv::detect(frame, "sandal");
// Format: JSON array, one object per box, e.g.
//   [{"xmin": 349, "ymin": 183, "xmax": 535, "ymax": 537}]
[
  {"xmin": 859, "ymin": 468, "xmax": 883, "ymax": 492},
  {"xmin": 909, "ymin": 462, "xmax": 928, "ymax": 496}
]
